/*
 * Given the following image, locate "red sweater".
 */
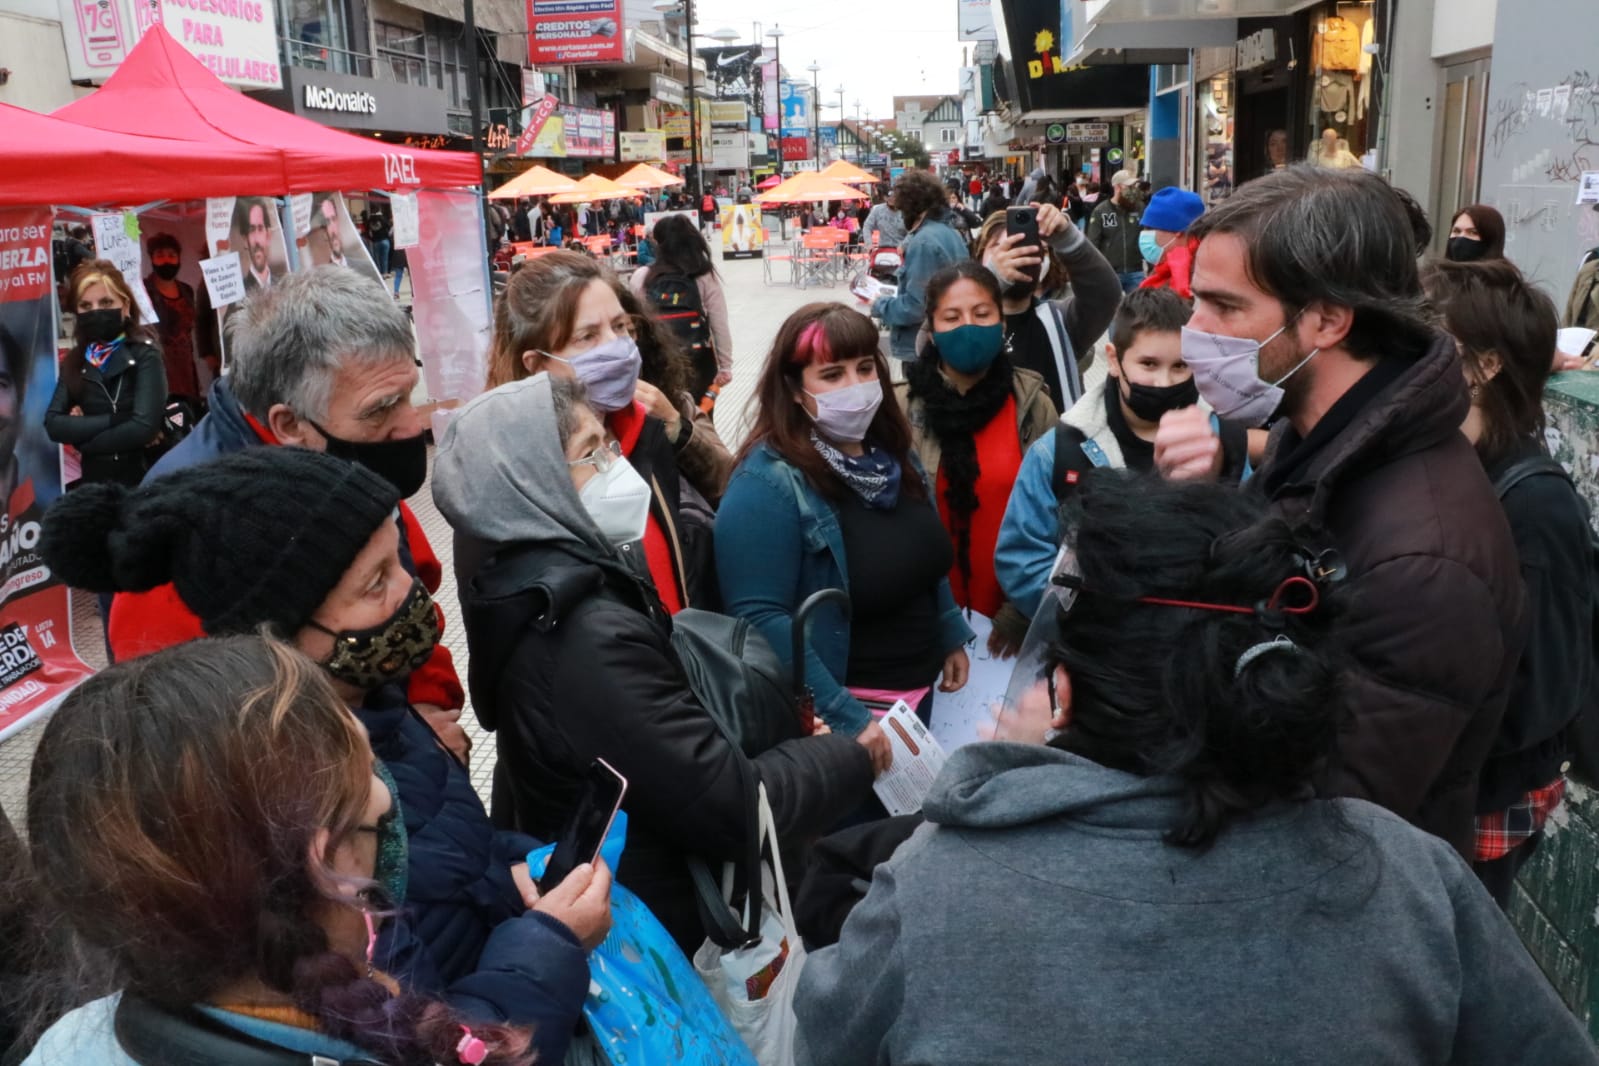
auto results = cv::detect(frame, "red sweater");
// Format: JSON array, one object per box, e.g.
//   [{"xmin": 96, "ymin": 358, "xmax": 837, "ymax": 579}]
[
  {"xmin": 106, "ymin": 423, "xmax": 464, "ymax": 710},
  {"xmin": 609, "ymin": 400, "xmax": 684, "ymax": 614},
  {"xmin": 936, "ymin": 395, "xmax": 1023, "ymax": 619}
]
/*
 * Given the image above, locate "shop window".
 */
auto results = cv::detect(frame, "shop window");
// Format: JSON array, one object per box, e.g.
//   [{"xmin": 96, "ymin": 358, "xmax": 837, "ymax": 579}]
[
  {"xmin": 1306, "ymin": 1, "xmax": 1375, "ymax": 170},
  {"xmin": 376, "ymin": 21, "xmax": 427, "ymax": 86},
  {"xmin": 940, "ymin": 127, "xmax": 958, "ymax": 144},
  {"xmin": 1199, "ymin": 74, "xmax": 1234, "ymax": 204},
  {"xmin": 284, "ymin": 0, "xmax": 366, "ymax": 75}
]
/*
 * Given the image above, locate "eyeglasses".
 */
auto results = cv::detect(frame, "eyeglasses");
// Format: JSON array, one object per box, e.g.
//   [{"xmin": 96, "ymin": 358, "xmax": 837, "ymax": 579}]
[{"xmin": 568, "ymin": 439, "xmax": 624, "ymax": 474}]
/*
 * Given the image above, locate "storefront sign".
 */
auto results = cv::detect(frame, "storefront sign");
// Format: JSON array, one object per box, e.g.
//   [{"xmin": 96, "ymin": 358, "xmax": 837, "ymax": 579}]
[
  {"xmin": 957, "ymin": 0, "xmax": 996, "ymax": 42},
  {"xmin": 619, "ymin": 130, "xmax": 665, "ymax": 161},
  {"xmin": 304, "ymin": 84, "xmax": 377, "ymax": 115},
  {"xmin": 485, "ymin": 123, "xmax": 514, "ymax": 151},
  {"xmin": 563, "ymin": 104, "xmax": 616, "ymax": 158},
  {"xmin": 516, "ymin": 93, "xmax": 561, "ymax": 155},
  {"xmin": 710, "ymin": 100, "xmax": 749, "ymax": 126},
  {"xmin": 527, "ymin": 0, "xmax": 624, "ymax": 66},
  {"xmin": 781, "ymin": 136, "xmax": 809, "ymax": 162},
  {"xmin": 1235, "ymin": 28, "xmax": 1276, "ymax": 72},
  {"xmin": 652, "ymin": 73, "xmax": 685, "ymax": 107},
  {"xmin": 1045, "ymin": 122, "xmax": 1066, "ymax": 144},
  {"xmin": 762, "ymin": 50, "xmax": 779, "ymax": 131},
  {"xmin": 709, "ymin": 131, "xmax": 749, "ymax": 170},
  {"xmin": 59, "ymin": 0, "xmax": 282, "ymax": 89},
  {"xmin": 1065, "ymin": 122, "xmax": 1110, "ymax": 144}
]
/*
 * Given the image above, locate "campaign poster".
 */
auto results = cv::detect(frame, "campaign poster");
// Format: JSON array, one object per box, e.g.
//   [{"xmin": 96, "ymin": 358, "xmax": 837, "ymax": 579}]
[
  {"xmin": 527, "ymin": 0, "xmax": 623, "ymax": 66},
  {"xmin": 0, "ymin": 206, "xmax": 95, "ymax": 741},
  {"xmin": 136, "ymin": 203, "xmax": 217, "ymax": 401},
  {"xmin": 204, "ymin": 195, "xmax": 291, "ymax": 368},
  {"xmin": 297, "ymin": 192, "xmax": 385, "ymax": 289},
  {"xmin": 719, "ymin": 204, "xmax": 765, "ymax": 260}
]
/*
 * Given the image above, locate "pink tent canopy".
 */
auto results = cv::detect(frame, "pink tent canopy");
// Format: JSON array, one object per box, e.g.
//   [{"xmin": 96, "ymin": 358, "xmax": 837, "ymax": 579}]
[
  {"xmin": 0, "ymin": 101, "xmax": 286, "ymax": 207},
  {"xmin": 55, "ymin": 26, "xmax": 480, "ymax": 193}
]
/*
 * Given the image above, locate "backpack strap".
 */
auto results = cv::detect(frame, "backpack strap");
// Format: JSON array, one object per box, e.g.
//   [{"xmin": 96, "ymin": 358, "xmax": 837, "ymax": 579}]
[
  {"xmin": 115, "ymin": 994, "xmax": 382, "ymax": 1066},
  {"xmin": 1051, "ymin": 426, "xmax": 1105, "ymax": 501},
  {"xmin": 1035, "ymin": 301, "xmax": 1082, "ymax": 406},
  {"xmin": 1493, "ymin": 455, "xmax": 1572, "ymax": 499}
]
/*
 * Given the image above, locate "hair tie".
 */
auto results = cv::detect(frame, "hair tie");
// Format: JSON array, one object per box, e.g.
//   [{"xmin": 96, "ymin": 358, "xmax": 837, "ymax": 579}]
[
  {"xmin": 457, "ymin": 1027, "xmax": 488, "ymax": 1065},
  {"xmin": 1234, "ymin": 635, "xmax": 1302, "ymax": 678}
]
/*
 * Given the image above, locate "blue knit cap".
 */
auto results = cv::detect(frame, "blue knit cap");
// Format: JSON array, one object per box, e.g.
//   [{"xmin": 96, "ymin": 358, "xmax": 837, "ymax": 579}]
[{"xmin": 1140, "ymin": 187, "xmax": 1206, "ymax": 233}]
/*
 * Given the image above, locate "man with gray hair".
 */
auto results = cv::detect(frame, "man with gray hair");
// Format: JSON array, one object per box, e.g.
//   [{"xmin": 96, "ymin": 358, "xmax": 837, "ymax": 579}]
[
  {"xmin": 1153, "ymin": 165, "xmax": 1525, "ymax": 860},
  {"xmin": 107, "ymin": 266, "xmax": 469, "ymax": 756}
]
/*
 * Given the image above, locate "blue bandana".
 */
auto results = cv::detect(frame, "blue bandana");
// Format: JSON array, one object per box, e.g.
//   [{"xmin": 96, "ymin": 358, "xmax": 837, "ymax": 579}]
[{"xmin": 812, "ymin": 431, "xmax": 902, "ymax": 510}]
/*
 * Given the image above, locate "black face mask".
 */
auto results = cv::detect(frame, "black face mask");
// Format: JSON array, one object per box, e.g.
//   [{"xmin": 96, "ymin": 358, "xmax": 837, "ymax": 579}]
[
  {"xmin": 309, "ymin": 420, "xmax": 428, "ymax": 499},
  {"xmin": 152, "ymin": 262, "xmax": 181, "ymax": 281},
  {"xmin": 77, "ymin": 308, "xmax": 126, "ymax": 344},
  {"xmin": 1446, "ymin": 236, "xmax": 1486, "ymax": 262},
  {"xmin": 1120, "ymin": 375, "xmax": 1200, "ymax": 423}
]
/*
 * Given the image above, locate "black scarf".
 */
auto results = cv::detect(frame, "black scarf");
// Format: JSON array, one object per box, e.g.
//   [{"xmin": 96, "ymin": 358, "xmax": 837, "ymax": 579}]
[{"xmin": 906, "ymin": 349, "xmax": 1016, "ymax": 589}]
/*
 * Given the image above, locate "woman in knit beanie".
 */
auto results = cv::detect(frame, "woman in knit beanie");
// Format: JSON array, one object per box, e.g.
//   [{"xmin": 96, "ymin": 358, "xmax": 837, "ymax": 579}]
[{"xmin": 38, "ymin": 448, "xmax": 606, "ymax": 1063}]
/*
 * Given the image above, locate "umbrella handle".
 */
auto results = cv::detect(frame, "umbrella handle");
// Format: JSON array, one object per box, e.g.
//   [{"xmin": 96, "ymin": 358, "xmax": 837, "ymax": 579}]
[{"xmin": 793, "ymin": 588, "xmax": 851, "ymax": 699}]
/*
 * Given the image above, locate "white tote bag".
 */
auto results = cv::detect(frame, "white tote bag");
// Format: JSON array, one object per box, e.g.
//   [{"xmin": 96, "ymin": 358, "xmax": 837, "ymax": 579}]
[{"xmin": 693, "ymin": 783, "xmax": 806, "ymax": 1066}]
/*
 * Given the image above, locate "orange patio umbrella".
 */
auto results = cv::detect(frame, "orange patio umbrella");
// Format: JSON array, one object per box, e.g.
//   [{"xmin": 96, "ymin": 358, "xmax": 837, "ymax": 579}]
[
  {"xmin": 819, "ymin": 159, "xmax": 882, "ymax": 185},
  {"xmin": 755, "ymin": 172, "xmax": 872, "ymax": 204},
  {"xmin": 549, "ymin": 172, "xmax": 639, "ymax": 204},
  {"xmin": 616, "ymin": 163, "xmax": 683, "ymax": 190},
  {"xmin": 488, "ymin": 164, "xmax": 578, "ymax": 200}
]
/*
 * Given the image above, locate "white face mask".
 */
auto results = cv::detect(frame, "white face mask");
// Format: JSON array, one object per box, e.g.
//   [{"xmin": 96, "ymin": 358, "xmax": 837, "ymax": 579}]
[
  {"xmin": 1179, "ymin": 319, "xmax": 1320, "ymax": 428},
  {"xmin": 579, "ymin": 458, "xmax": 653, "ymax": 545},
  {"xmin": 804, "ymin": 379, "xmax": 884, "ymax": 444}
]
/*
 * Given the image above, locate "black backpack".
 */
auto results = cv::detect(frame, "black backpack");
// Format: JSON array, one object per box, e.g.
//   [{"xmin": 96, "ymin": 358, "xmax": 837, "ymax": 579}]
[
  {"xmin": 1051, "ymin": 419, "xmax": 1247, "ymax": 501},
  {"xmin": 1494, "ymin": 455, "xmax": 1599, "ymax": 785},
  {"xmin": 642, "ymin": 271, "xmax": 713, "ymax": 370}
]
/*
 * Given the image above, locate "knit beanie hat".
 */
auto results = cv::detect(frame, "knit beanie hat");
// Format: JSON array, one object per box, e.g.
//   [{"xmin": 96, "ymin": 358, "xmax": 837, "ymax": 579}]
[
  {"xmin": 1139, "ymin": 187, "xmax": 1206, "ymax": 234},
  {"xmin": 42, "ymin": 448, "xmax": 399, "ymax": 636}
]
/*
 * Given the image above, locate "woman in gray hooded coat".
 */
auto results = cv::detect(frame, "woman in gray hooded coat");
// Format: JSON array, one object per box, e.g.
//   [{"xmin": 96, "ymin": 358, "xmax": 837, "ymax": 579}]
[
  {"xmin": 794, "ymin": 474, "xmax": 1596, "ymax": 1066},
  {"xmin": 433, "ymin": 374, "xmax": 877, "ymax": 953}
]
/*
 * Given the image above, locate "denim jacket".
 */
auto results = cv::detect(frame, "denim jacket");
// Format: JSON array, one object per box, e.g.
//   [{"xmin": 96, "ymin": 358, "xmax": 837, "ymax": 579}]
[
  {"xmin": 715, "ymin": 443, "xmax": 974, "ymax": 735},
  {"xmin": 872, "ymin": 211, "xmax": 971, "ymax": 360}
]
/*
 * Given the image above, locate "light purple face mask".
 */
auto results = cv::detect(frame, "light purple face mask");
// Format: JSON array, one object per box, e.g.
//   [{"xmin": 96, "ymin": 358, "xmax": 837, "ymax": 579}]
[{"xmin": 1179, "ymin": 322, "xmax": 1319, "ymax": 427}]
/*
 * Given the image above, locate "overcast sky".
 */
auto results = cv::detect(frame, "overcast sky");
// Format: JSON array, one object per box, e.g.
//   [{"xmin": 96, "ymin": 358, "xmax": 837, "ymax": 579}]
[{"xmin": 688, "ymin": 0, "xmax": 971, "ymax": 122}]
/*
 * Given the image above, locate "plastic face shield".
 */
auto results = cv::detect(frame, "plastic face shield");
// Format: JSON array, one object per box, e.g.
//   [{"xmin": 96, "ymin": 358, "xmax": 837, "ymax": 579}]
[{"xmin": 991, "ymin": 543, "xmax": 1079, "ymax": 745}]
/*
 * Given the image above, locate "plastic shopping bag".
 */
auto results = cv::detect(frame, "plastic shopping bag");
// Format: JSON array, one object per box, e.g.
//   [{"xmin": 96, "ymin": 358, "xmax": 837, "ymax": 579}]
[
  {"xmin": 528, "ymin": 813, "xmax": 757, "ymax": 1066},
  {"xmin": 692, "ymin": 784, "xmax": 806, "ymax": 1066}
]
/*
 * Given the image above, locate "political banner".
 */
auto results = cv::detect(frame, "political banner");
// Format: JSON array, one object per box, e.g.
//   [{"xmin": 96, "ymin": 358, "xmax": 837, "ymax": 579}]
[
  {"xmin": 296, "ymin": 193, "xmax": 384, "ymax": 289},
  {"xmin": 0, "ymin": 206, "xmax": 95, "ymax": 741},
  {"xmin": 527, "ymin": 0, "xmax": 624, "ymax": 65},
  {"xmin": 204, "ymin": 195, "xmax": 292, "ymax": 369},
  {"xmin": 719, "ymin": 204, "xmax": 764, "ymax": 260}
]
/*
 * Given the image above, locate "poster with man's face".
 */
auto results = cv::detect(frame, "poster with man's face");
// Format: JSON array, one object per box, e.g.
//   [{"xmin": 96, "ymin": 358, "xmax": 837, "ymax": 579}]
[
  {"xmin": 227, "ymin": 196, "xmax": 290, "ymax": 294},
  {"xmin": 0, "ymin": 206, "xmax": 94, "ymax": 741},
  {"xmin": 300, "ymin": 193, "xmax": 384, "ymax": 288}
]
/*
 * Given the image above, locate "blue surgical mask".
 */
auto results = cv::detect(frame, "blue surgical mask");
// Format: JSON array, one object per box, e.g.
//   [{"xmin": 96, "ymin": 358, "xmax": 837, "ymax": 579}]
[
  {"xmin": 547, "ymin": 336, "xmax": 642, "ymax": 413},
  {"xmin": 931, "ymin": 322, "xmax": 1005, "ymax": 375},
  {"xmin": 1138, "ymin": 230, "xmax": 1168, "ymax": 266}
]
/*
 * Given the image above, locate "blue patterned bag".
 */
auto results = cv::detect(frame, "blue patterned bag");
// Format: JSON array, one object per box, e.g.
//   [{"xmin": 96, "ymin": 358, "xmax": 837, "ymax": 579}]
[{"xmin": 529, "ymin": 812, "xmax": 757, "ymax": 1066}]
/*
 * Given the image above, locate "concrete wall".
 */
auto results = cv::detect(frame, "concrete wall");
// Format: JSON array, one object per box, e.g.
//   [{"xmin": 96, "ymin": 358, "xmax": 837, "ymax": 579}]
[
  {"xmin": 0, "ymin": 9, "xmax": 85, "ymax": 113},
  {"xmin": 1381, "ymin": 0, "xmax": 1437, "ymax": 202},
  {"xmin": 1478, "ymin": 0, "xmax": 1599, "ymax": 309},
  {"xmin": 1432, "ymin": 0, "xmax": 1497, "ymax": 59}
]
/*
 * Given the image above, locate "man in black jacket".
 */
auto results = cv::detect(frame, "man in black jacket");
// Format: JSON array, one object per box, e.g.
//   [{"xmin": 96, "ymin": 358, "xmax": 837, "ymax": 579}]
[{"xmin": 1155, "ymin": 165, "xmax": 1527, "ymax": 860}]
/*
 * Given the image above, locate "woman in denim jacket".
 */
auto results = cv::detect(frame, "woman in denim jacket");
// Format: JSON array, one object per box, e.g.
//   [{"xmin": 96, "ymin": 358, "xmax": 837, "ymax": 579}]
[{"xmin": 716, "ymin": 303, "xmax": 973, "ymax": 771}]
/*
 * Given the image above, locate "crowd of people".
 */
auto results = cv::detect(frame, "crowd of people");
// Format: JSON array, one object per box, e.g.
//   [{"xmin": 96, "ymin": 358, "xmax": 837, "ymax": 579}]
[{"xmin": 3, "ymin": 158, "xmax": 1599, "ymax": 1065}]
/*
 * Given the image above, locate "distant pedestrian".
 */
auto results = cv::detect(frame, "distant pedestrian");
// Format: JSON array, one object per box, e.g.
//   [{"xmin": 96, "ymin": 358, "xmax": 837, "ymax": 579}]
[{"xmin": 1086, "ymin": 170, "xmax": 1144, "ymax": 292}]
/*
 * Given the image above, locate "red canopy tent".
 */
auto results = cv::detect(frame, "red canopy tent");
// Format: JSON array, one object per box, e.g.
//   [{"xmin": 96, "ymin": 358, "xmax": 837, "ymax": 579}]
[
  {"xmin": 55, "ymin": 25, "xmax": 480, "ymax": 193},
  {"xmin": 0, "ymin": 101, "xmax": 286, "ymax": 207}
]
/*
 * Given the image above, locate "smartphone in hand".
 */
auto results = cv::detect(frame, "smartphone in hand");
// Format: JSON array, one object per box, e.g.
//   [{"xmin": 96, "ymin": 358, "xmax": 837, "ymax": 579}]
[
  {"xmin": 537, "ymin": 758, "xmax": 628, "ymax": 896},
  {"xmin": 1005, "ymin": 206, "xmax": 1043, "ymax": 284}
]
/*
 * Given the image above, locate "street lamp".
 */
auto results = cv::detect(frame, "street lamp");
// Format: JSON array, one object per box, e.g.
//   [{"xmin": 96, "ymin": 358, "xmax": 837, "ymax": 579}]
[
  {"xmin": 807, "ymin": 61, "xmax": 821, "ymax": 170},
  {"xmin": 767, "ymin": 25, "xmax": 784, "ymax": 177},
  {"xmin": 653, "ymin": 1, "xmax": 736, "ymax": 198}
]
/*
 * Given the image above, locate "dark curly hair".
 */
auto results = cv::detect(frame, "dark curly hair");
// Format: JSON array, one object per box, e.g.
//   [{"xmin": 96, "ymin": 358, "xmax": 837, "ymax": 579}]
[
  {"xmin": 893, "ymin": 169, "xmax": 950, "ymax": 231},
  {"xmin": 1047, "ymin": 474, "xmax": 1348, "ymax": 849}
]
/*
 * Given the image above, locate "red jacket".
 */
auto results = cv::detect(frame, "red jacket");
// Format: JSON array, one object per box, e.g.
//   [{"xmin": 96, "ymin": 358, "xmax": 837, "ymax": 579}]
[{"xmin": 1140, "ymin": 235, "xmax": 1198, "ymax": 300}]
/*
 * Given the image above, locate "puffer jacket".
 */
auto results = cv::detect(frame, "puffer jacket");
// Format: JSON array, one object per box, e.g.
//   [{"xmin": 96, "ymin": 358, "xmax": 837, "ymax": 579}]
[
  {"xmin": 1256, "ymin": 334, "xmax": 1527, "ymax": 858},
  {"xmin": 44, "ymin": 340, "xmax": 167, "ymax": 486},
  {"xmin": 359, "ymin": 683, "xmax": 590, "ymax": 1061},
  {"xmin": 461, "ymin": 541, "xmax": 876, "ymax": 954}
]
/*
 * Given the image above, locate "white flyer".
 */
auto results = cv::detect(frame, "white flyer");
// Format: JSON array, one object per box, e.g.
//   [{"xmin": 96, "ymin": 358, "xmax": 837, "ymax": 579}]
[
  {"xmin": 872, "ymin": 701, "xmax": 949, "ymax": 817},
  {"xmin": 930, "ymin": 611, "xmax": 1015, "ymax": 751},
  {"xmin": 199, "ymin": 253, "xmax": 246, "ymax": 308},
  {"xmin": 1577, "ymin": 172, "xmax": 1599, "ymax": 206},
  {"xmin": 391, "ymin": 192, "xmax": 421, "ymax": 249},
  {"xmin": 850, "ymin": 270, "xmax": 897, "ymax": 304},
  {"xmin": 90, "ymin": 210, "xmax": 160, "ymax": 325}
]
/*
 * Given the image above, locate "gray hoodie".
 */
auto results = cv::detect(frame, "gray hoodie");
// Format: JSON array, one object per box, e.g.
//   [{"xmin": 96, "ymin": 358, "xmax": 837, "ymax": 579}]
[
  {"xmin": 431, "ymin": 374, "xmax": 613, "ymax": 563},
  {"xmin": 795, "ymin": 742, "xmax": 1595, "ymax": 1066}
]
